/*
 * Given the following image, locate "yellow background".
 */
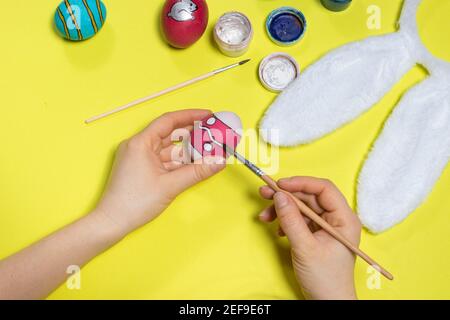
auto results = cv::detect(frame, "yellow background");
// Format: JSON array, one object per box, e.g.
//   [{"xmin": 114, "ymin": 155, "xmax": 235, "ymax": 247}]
[{"xmin": 0, "ymin": 0, "xmax": 449, "ymax": 299}]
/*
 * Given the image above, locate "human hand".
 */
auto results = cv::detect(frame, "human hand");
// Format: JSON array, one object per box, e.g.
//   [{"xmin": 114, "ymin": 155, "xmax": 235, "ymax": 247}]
[
  {"xmin": 259, "ymin": 176, "xmax": 362, "ymax": 300},
  {"xmin": 93, "ymin": 109, "xmax": 226, "ymax": 238}
]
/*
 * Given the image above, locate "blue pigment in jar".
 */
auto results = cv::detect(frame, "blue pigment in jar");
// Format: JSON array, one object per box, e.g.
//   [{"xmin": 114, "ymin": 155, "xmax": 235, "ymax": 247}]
[
  {"xmin": 266, "ymin": 7, "xmax": 307, "ymax": 46},
  {"xmin": 321, "ymin": 0, "xmax": 352, "ymax": 12}
]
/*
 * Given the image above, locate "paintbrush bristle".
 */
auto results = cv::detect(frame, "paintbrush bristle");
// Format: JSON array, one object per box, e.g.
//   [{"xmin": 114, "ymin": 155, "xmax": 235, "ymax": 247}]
[{"xmin": 239, "ymin": 59, "xmax": 251, "ymax": 65}]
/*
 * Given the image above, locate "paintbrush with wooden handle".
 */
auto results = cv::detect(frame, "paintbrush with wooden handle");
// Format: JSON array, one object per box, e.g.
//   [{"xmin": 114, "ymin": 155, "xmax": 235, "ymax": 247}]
[
  {"xmin": 85, "ymin": 59, "xmax": 251, "ymax": 124},
  {"xmin": 222, "ymin": 144, "xmax": 394, "ymax": 281}
]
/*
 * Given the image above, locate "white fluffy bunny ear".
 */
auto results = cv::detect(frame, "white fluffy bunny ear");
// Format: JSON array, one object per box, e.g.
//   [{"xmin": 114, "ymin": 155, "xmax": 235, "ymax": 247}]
[
  {"xmin": 358, "ymin": 77, "xmax": 450, "ymax": 233},
  {"xmin": 259, "ymin": 0, "xmax": 431, "ymax": 147},
  {"xmin": 260, "ymin": 32, "xmax": 415, "ymax": 146},
  {"xmin": 259, "ymin": 0, "xmax": 428, "ymax": 147}
]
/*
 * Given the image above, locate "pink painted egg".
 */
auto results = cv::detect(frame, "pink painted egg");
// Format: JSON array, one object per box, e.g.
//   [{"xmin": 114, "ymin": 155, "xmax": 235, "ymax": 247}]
[{"xmin": 189, "ymin": 112, "xmax": 242, "ymax": 160}]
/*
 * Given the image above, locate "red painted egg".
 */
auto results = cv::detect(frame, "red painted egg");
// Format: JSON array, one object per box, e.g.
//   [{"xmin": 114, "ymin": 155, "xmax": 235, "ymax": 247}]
[{"xmin": 161, "ymin": 0, "xmax": 209, "ymax": 48}]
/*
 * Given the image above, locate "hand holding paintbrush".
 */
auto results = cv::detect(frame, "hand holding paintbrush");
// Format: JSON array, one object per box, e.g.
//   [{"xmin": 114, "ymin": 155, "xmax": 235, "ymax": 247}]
[
  {"xmin": 232, "ymin": 146, "xmax": 393, "ymax": 281},
  {"xmin": 192, "ymin": 112, "xmax": 394, "ymax": 282},
  {"xmin": 259, "ymin": 177, "xmax": 363, "ymax": 300}
]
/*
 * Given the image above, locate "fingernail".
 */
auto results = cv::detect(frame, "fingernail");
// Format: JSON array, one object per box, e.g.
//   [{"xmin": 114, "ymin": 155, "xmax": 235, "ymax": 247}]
[
  {"xmin": 274, "ymin": 192, "xmax": 289, "ymax": 209},
  {"xmin": 258, "ymin": 209, "xmax": 269, "ymax": 219}
]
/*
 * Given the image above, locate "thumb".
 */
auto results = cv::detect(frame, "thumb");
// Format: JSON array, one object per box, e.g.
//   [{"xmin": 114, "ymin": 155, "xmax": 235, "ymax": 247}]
[
  {"xmin": 273, "ymin": 192, "xmax": 315, "ymax": 250},
  {"xmin": 166, "ymin": 156, "xmax": 226, "ymax": 196}
]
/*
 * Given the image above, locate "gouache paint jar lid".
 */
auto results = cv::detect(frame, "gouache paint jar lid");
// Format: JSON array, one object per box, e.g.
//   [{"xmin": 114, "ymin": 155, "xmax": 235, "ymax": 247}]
[
  {"xmin": 214, "ymin": 12, "xmax": 253, "ymax": 57},
  {"xmin": 259, "ymin": 53, "xmax": 300, "ymax": 92},
  {"xmin": 321, "ymin": 0, "xmax": 352, "ymax": 12},
  {"xmin": 266, "ymin": 7, "xmax": 307, "ymax": 46}
]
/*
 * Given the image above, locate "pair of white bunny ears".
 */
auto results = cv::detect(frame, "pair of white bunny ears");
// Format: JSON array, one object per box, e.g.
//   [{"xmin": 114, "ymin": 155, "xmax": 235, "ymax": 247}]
[{"xmin": 260, "ymin": 0, "xmax": 450, "ymax": 233}]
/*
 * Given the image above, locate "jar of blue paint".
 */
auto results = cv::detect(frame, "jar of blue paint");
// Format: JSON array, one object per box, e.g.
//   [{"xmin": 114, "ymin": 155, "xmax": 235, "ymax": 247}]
[
  {"xmin": 321, "ymin": 0, "xmax": 352, "ymax": 12},
  {"xmin": 266, "ymin": 7, "xmax": 307, "ymax": 46}
]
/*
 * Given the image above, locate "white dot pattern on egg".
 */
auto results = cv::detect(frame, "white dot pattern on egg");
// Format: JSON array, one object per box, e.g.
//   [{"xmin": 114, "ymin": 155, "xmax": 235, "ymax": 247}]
[{"xmin": 189, "ymin": 111, "xmax": 243, "ymax": 161}]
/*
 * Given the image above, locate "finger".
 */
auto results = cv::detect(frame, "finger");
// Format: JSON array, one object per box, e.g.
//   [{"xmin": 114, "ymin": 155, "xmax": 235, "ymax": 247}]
[
  {"xmin": 321, "ymin": 211, "xmax": 362, "ymax": 242},
  {"xmin": 159, "ymin": 125, "xmax": 194, "ymax": 150},
  {"xmin": 258, "ymin": 206, "xmax": 276, "ymax": 222},
  {"xmin": 164, "ymin": 156, "xmax": 226, "ymax": 197},
  {"xmin": 163, "ymin": 161, "xmax": 184, "ymax": 171},
  {"xmin": 258, "ymin": 202, "xmax": 321, "ymax": 235},
  {"xmin": 160, "ymin": 144, "xmax": 185, "ymax": 163},
  {"xmin": 160, "ymin": 145, "xmax": 177, "ymax": 162},
  {"xmin": 277, "ymin": 226, "xmax": 286, "ymax": 237},
  {"xmin": 294, "ymin": 192, "xmax": 324, "ymax": 214},
  {"xmin": 258, "ymin": 204, "xmax": 319, "ymax": 231},
  {"xmin": 279, "ymin": 177, "xmax": 360, "ymax": 237},
  {"xmin": 260, "ymin": 185, "xmax": 324, "ymax": 214},
  {"xmin": 273, "ymin": 192, "xmax": 315, "ymax": 249},
  {"xmin": 259, "ymin": 185, "xmax": 275, "ymax": 199},
  {"xmin": 141, "ymin": 109, "xmax": 211, "ymax": 142},
  {"xmin": 278, "ymin": 176, "xmax": 349, "ymax": 213}
]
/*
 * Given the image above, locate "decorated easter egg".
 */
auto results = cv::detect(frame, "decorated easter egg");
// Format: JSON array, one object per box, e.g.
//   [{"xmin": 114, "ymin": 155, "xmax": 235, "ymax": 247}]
[
  {"xmin": 189, "ymin": 112, "xmax": 242, "ymax": 161},
  {"xmin": 161, "ymin": 0, "xmax": 209, "ymax": 48},
  {"xmin": 54, "ymin": 0, "xmax": 107, "ymax": 41}
]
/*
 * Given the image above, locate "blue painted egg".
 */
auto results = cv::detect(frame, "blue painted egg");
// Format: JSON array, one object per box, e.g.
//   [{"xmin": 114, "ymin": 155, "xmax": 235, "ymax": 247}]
[{"xmin": 54, "ymin": 0, "xmax": 107, "ymax": 41}]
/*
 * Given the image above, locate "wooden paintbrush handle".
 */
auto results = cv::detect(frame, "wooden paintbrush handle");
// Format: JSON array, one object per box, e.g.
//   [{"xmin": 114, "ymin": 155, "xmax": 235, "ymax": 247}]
[{"xmin": 261, "ymin": 175, "xmax": 393, "ymax": 281}]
